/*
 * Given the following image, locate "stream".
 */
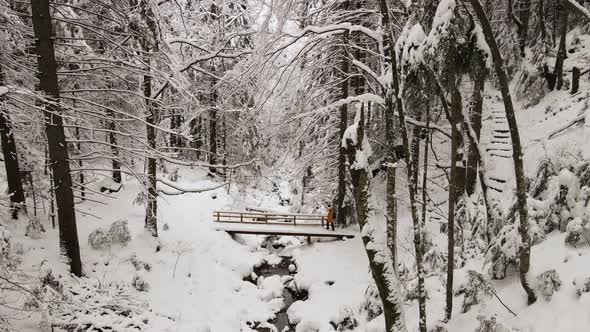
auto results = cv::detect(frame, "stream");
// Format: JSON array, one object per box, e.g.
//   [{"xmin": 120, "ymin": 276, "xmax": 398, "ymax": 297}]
[{"xmin": 249, "ymin": 238, "xmax": 307, "ymax": 332}]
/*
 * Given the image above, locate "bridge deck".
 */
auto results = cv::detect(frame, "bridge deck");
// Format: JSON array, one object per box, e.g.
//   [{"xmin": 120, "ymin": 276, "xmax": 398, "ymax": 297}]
[
  {"xmin": 212, "ymin": 211, "xmax": 354, "ymax": 239},
  {"xmin": 213, "ymin": 222, "xmax": 355, "ymax": 238}
]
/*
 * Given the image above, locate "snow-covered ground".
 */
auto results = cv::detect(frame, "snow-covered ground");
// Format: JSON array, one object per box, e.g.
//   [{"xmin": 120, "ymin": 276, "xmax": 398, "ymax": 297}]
[{"xmin": 4, "ymin": 78, "xmax": 590, "ymax": 331}]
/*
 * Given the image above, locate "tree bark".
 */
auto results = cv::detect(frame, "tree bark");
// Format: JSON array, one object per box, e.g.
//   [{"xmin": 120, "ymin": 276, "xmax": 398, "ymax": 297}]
[
  {"xmin": 209, "ymin": 107, "xmax": 218, "ymax": 174},
  {"xmin": 464, "ymin": 60, "xmax": 486, "ymax": 196},
  {"xmin": 468, "ymin": 0, "xmax": 537, "ymax": 305},
  {"xmin": 31, "ymin": 0, "xmax": 82, "ymax": 276},
  {"xmin": 344, "ymin": 104, "xmax": 406, "ymax": 332},
  {"xmin": 336, "ymin": 34, "xmax": 350, "ymax": 227},
  {"xmin": 134, "ymin": 0, "xmax": 160, "ymax": 237},
  {"xmin": 517, "ymin": 0, "xmax": 533, "ymax": 56},
  {"xmin": 143, "ymin": 64, "xmax": 159, "ymax": 238},
  {"xmin": 446, "ymin": 52, "xmax": 463, "ymax": 319},
  {"xmin": 554, "ymin": 4, "xmax": 569, "ymax": 90},
  {"xmin": 385, "ymin": 80, "xmax": 398, "ymax": 268},
  {"xmin": 0, "ymin": 66, "xmax": 26, "ymax": 219},
  {"xmin": 108, "ymin": 112, "xmax": 122, "ymax": 183}
]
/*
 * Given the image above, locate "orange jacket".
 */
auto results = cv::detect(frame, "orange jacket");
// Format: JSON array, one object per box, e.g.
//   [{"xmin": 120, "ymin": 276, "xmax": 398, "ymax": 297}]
[{"xmin": 327, "ymin": 207, "xmax": 335, "ymax": 223}]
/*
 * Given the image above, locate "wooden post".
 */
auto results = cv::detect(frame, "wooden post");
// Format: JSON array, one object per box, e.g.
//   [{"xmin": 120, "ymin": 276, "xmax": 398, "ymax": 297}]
[
  {"xmin": 306, "ymin": 236, "xmax": 311, "ymax": 245},
  {"xmin": 293, "ymin": 216, "xmax": 296, "ymax": 225},
  {"xmin": 572, "ymin": 67, "xmax": 580, "ymax": 94},
  {"xmin": 216, "ymin": 211, "xmax": 220, "ymax": 222},
  {"xmin": 240, "ymin": 213, "xmax": 243, "ymax": 223},
  {"xmin": 321, "ymin": 216, "xmax": 324, "ymax": 227}
]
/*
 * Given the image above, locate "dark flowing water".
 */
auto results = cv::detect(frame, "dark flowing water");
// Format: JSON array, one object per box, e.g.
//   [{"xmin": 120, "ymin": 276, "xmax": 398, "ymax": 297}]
[{"xmin": 253, "ymin": 256, "xmax": 297, "ymax": 332}]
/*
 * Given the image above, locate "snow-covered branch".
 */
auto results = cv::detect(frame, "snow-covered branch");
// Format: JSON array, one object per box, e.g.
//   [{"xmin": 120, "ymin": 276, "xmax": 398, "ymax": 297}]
[
  {"xmin": 567, "ymin": 0, "xmax": 590, "ymax": 20},
  {"xmin": 157, "ymin": 177, "xmax": 229, "ymax": 195}
]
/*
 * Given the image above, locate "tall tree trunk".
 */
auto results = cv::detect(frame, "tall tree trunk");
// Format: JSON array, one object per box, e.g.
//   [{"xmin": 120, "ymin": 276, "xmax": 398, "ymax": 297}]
[
  {"xmin": 553, "ymin": 4, "xmax": 568, "ymax": 90},
  {"xmin": 344, "ymin": 105, "xmax": 406, "ymax": 332},
  {"xmin": 380, "ymin": 1, "xmax": 427, "ymax": 330},
  {"xmin": 31, "ymin": 0, "xmax": 82, "ymax": 276},
  {"xmin": 108, "ymin": 112, "xmax": 122, "ymax": 183},
  {"xmin": 143, "ymin": 65, "xmax": 158, "ymax": 238},
  {"xmin": 222, "ymin": 112, "xmax": 228, "ymax": 180},
  {"xmin": 446, "ymin": 53, "xmax": 463, "ymax": 320},
  {"xmin": 518, "ymin": 0, "xmax": 533, "ymax": 56},
  {"xmin": 410, "ymin": 111, "xmax": 423, "ymax": 192},
  {"xmin": 469, "ymin": 0, "xmax": 537, "ymax": 305},
  {"xmin": 74, "ymin": 119, "xmax": 85, "ymax": 201},
  {"xmin": 464, "ymin": 60, "xmax": 486, "ymax": 196},
  {"xmin": 209, "ymin": 107, "xmax": 217, "ymax": 174},
  {"xmin": 0, "ymin": 66, "xmax": 26, "ymax": 219},
  {"xmin": 336, "ymin": 34, "xmax": 350, "ymax": 227},
  {"xmin": 385, "ymin": 79, "xmax": 398, "ymax": 268},
  {"xmin": 421, "ymin": 107, "xmax": 430, "ymax": 249}
]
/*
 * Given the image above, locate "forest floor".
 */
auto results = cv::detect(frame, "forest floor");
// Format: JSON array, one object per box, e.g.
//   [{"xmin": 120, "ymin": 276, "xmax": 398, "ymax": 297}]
[{"xmin": 4, "ymin": 161, "xmax": 590, "ymax": 332}]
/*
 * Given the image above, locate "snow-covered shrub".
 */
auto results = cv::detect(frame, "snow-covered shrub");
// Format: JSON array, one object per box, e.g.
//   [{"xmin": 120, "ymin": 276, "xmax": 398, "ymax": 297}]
[
  {"xmin": 28, "ymin": 268, "xmax": 167, "ymax": 330},
  {"xmin": 486, "ymin": 224, "xmax": 521, "ymax": 279},
  {"xmin": 528, "ymin": 218, "xmax": 546, "ymax": 245},
  {"xmin": 0, "ymin": 226, "xmax": 10, "ymax": 262},
  {"xmin": 515, "ymin": 65, "xmax": 547, "ymax": 108},
  {"xmin": 573, "ymin": 276, "xmax": 590, "ymax": 296},
  {"xmin": 133, "ymin": 191, "xmax": 147, "ymax": 206},
  {"xmin": 330, "ymin": 309, "xmax": 358, "ymax": 331},
  {"xmin": 423, "ymin": 245, "xmax": 446, "ymax": 274},
  {"xmin": 25, "ymin": 216, "xmax": 45, "ymax": 239},
  {"xmin": 362, "ymin": 284, "xmax": 383, "ymax": 320},
  {"xmin": 131, "ymin": 275, "xmax": 150, "ymax": 292},
  {"xmin": 168, "ymin": 168, "xmax": 180, "ymax": 182},
  {"xmin": 108, "ymin": 219, "xmax": 131, "ymax": 245},
  {"xmin": 536, "ymin": 269, "xmax": 562, "ymax": 301},
  {"xmin": 565, "ymin": 217, "xmax": 590, "ymax": 247},
  {"xmin": 455, "ymin": 270, "xmax": 493, "ymax": 313},
  {"xmin": 529, "ymin": 157, "xmax": 557, "ymax": 199},
  {"xmin": 163, "ymin": 222, "xmax": 170, "ymax": 231},
  {"xmin": 576, "ymin": 161, "xmax": 590, "ymax": 188},
  {"xmin": 88, "ymin": 227, "xmax": 113, "ymax": 250},
  {"xmin": 130, "ymin": 254, "xmax": 151, "ymax": 271},
  {"xmin": 474, "ymin": 314, "xmax": 512, "ymax": 332}
]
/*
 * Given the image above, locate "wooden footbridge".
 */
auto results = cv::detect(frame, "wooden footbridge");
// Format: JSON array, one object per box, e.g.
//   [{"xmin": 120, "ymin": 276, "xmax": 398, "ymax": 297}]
[{"xmin": 212, "ymin": 210, "xmax": 355, "ymax": 240}]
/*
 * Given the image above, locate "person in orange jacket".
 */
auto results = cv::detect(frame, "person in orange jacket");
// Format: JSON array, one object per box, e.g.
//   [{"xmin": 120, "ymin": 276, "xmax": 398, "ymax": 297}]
[{"xmin": 326, "ymin": 204, "xmax": 335, "ymax": 231}]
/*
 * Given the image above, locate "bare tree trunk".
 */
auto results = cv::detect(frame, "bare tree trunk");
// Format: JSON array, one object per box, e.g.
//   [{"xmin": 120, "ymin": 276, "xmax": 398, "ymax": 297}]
[
  {"xmin": 336, "ymin": 34, "xmax": 350, "ymax": 227},
  {"xmin": 379, "ymin": 2, "xmax": 427, "ymax": 330},
  {"xmin": 385, "ymin": 81, "xmax": 398, "ymax": 268},
  {"xmin": 410, "ymin": 111, "xmax": 423, "ymax": 192},
  {"xmin": 446, "ymin": 53, "xmax": 463, "ymax": 319},
  {"xmin": 0, "ymin": 66, "xmax": 26, "ymax": 219},
  {"xmin": 108, "ymin": 112, "xmax": 122, "ymax": 183},
  {"xmin": 143, "ymin": 65, "xmax": 159, "ymax": 238},
  {"xmin": 465, "ymin": 60, "xmax": 486, "ymax": 196},
  {"xmin": 31, "ymin": 0, "xmax": 82, "ymax": 276},
  {"xmin": 515, "ymin": 0, "xmax": 533, "ymax": 56},
  {"xmin": 468, "ymin": 0, "xmax": 537, "ymax": 305},
  {"xmin": 209, "ymin": 107, "xmax": 218, "ymax": 174},
  {"xmin": 554, "ymin": 4, "xmax": 569, "ymax": 90},
  {"xmin": 74, "ymin": 119, "xmax": 85, "ymax": 201},
  {"xmin": 421, "ymin": 107, "xmax": 430, "ymax": 248},
  {"xmin": 344, "ymin": 104, "xmax": 406, "ymax": 332}
]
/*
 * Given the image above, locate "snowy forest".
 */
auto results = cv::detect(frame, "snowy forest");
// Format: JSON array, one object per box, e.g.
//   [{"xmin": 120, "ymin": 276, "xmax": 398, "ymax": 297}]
[{"xmin": 1, "ymin": 0, "xmax": 590, "ymax": 331}]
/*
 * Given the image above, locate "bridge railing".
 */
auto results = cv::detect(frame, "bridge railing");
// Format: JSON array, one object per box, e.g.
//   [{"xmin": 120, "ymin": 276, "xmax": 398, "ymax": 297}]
[{"xmin": 212, "ymin": 211, "xmax": 326, "ymax": 226}]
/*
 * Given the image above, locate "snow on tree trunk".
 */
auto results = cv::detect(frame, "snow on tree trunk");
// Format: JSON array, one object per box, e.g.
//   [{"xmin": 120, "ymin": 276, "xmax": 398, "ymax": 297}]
[
  {"xmin": 0, "ymin": 65, "xmax": 26, "ymax": 219},
  {"xmin": 337, "ymin": 34, "xmax": 350, "ymax": 227},
  {"xmin": 343, "ymin": 105, "xmax": 406, "ymax": 332},
  {"xmin": 468, "ymin": 0, "xmax": 537, "ymax": 305},
  {"xmin": 30, "ymin": 0, "xmax": 82, "ymax": 276},
  {"xmin": 446, "ymin": 49, "xmax": 463, "ymax": 319}
]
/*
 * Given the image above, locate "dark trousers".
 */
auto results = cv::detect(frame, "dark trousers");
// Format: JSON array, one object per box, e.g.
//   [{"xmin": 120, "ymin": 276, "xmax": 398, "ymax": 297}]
[{"xmin": 326, "ymin": 222, "xmax": 334, "ymax": 231}]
